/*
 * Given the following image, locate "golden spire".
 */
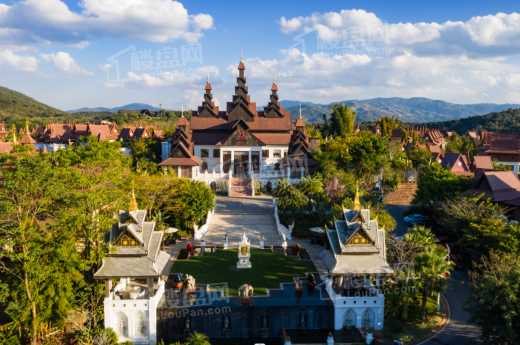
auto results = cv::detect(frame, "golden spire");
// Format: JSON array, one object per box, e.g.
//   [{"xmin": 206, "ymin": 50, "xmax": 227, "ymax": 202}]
[
  {"xmin": 240, "ymin": 48, "xmax": 243, "ymax": 62},
  {"xmin": 353, "ymin": 181, "xmax": 361, "ymax": 211},
  {"xmin": 25, "ymin": 118, "xmax": 29, "ymax": 134},
  {"xmin": 274, "ymin": 73, "xmax": 276, "ymax": 84},
  {"xmin": 207, "ymin": 73, "xmax": 209, "ymax": 83},
  {"xmin": 181, "ymin": 101, "xmax": 184, "ymax": 117},
  {"xmin": 299, "ymin": 101, "xmax": 302, "ymax": 119},
  {"xmin": 11, "ymin": 124, "xmax": 16, "ymax": 144},
  {"xmin": 129, "ymin": 181, "xmax": 138, "ymax": 213}
]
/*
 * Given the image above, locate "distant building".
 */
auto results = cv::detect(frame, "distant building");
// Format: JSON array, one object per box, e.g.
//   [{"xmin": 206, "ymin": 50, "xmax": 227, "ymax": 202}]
[
  {"xmin": 118, "ymin": 109, "xmax": 155, "ymax": 116},
  {"xmin": 440, "ymin": 152, "xmax": 471, "ymax": 176}
]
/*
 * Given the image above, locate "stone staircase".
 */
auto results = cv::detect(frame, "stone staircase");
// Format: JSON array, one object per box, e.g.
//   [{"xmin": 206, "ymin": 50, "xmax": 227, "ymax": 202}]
[
  {"xmin": 203, "ymin": 214, "xmax": 281, "ymax": 247},
  {"xmin": 384, "ymin": 182, "xmax": 418, "ymax": 205},
  {"xmin": 229, "ymin": 177, "xmax": 252, "ymax": 197}
]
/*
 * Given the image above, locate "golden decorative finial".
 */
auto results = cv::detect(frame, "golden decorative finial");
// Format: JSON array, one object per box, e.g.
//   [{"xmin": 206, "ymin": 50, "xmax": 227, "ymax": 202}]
[
  {"xmin": 25, "ymin": 118, "xmax": 29, "ymax": 133},
  {"xmin": 240, "ymin": 48, "xmax": 243, "ymax": 62},
  {"xmin": 274, "ymin": 73, "xmax": 276, "ymax": 84},
  {"xmin": 129, "ymin": 180, "xmax": 138, "ymax": 213},
  {"xmin": 353, "ymin": 181, "xmax": 361, "ymax": 211},
  {"xmin": 299, "ymin": 101, "xmax": 302, "ymax": 119},
  {"xmin": 181, "ymin": 101, "xmax": 184, "ymax": 117},
  {"xmin": 11, "ymin": 124, "xmax": 16, "ymax": 143},
  {"xmin": 207, "ymin": 74, "xmax": 209, "ymax": 83}
]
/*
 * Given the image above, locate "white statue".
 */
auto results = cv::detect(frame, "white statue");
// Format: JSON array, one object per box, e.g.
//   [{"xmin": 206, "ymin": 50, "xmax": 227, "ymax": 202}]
[
  {"xmin": 259, "ymin": 235, "xmax": 264, "ymax": 249},
  {"xmin": 185, "ymin": 274, "xmax": 196, "ymax": 291},
  {"xmin": 238, "ymin": 284, "xmax": 254, "ymax": 298},
  {"xmin": 281, "ymin": 232, "xmax": 287, "ymax": 249},
  {"xmin": 288, "ymin": 222, "xmax": 294, "ymax": 235},
  {"xmin": 200, "ymin": 232, "xmax": 207, "ymax": 249},
  {"xmin": 326, "ymin": 332, "xmax": 334, "ymax": 345}
]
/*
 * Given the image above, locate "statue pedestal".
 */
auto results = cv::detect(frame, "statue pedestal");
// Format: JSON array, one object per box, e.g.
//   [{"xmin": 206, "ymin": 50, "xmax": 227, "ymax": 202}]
[
  {"xmin": 237, "ymin": 232, "xmax": 252, "ymax": 269},
  {"xmin": 237, "ymin": 257, "xmax": 251, "ymax": 268}
]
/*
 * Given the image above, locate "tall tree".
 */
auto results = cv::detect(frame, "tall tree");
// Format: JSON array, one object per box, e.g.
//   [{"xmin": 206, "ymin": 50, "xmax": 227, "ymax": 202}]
[
  {"xmin": 328, "ymin": 102, "xmax": 356, "ymax": 137},
  {"xmin": 414, "ymin": 244, "xmax": 452, "ymax": 322},
  {"xmin": 0, "ymin": 148, "xmax": 83, "ymax": 345},
  {"xmin": 463, "ymin": 252, "xmax": 520, "ymax": 344}
]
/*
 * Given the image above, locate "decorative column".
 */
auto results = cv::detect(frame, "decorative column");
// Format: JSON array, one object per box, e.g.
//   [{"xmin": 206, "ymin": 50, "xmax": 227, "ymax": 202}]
[
  {"xmin": 287, "ymin": 166, "xmax": 291, "ymax": 179},
  {"xmin": 177, "ymin": 166, "xmax": 181, "ymax": 178},
  {"xmin": 230, "ymin": 150, "xmax": 234, "ymax": 177},
  {"xmin": 248, "ymin": 150, "xmax": 252, "ymax": 177}
]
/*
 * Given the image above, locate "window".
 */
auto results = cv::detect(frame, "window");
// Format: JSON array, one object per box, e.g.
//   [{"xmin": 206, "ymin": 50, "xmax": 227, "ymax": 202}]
[
  {"xmin": 180, "ymin": 166, "xmax": 192, "ymax": 178},
  {"xmin": 262, "ymin": 149, "xmax": 269, "ymax": 158},
  {"xmin": 273, "ymin": 150, "xmax": 281, "ymax": 158},
  {"xmin": 201, "ymin": 149, "xmax": 209, "ymax": 158},
  {"xmin": 201, "ymin": 162, "xmax": 208, "ymax": 172},
  {"xmin": 213, "ymin": 149, "xmax": 220, "ymax": 158}
]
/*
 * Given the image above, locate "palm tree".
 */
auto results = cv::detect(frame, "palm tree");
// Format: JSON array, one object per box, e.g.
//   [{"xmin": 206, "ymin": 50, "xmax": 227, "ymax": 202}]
[
  {"xmin": 405, "ymin": 225, "xmax": 435, "ymax": 247},
  {"xmin": 299, "ymin": 175, "xmax": 324, "ymax": 212},
  {"xmin": 185, "ymin": 331, "xmax": 211, "ymax": 345},
  {"xmin": 415, "ymin": 245, "xmax": 452, "ymax": 322},
  {"xmin": 273, "ymin": 178, "xmax": 292, "ymax": 198},
  {"xmin": 281, "ymin": 188, "xmax": 308, "ymax": 222}
]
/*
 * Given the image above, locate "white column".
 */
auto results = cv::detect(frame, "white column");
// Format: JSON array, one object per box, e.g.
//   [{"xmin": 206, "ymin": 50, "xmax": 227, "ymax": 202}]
[
  {"xmin": 177, "ymin": 166, "xmax": 181, "ymax": 177},
  {"xmin": 248, "ymin": 150, "xmax": 252, "ymax": 177},
  {"xmin": 230, "ymin": 150, "xmax": 234, "ymax": 177},
  {"xmin": 287, "ymin": 166, "xmax": 291, "ymax": 179},
  {"xmin": 220, "ymin": 149, "xmax": 223, "ymax": 174}
]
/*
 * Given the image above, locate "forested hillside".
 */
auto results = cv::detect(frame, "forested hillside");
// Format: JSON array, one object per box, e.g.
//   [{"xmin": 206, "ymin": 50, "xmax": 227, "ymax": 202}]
[{"xmin": 415, "ymin": 108, "xmax": 520, "ymax": 135}]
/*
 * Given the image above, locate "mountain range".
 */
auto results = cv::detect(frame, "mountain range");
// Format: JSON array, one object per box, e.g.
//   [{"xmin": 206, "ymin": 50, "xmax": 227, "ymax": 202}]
[
  {"xmin": 281, "ymin": 98, "xmax": 520, "ymax": 123},
  {"xmin": 68, "ymin": 103, "xmax": 162, "ymax": 113}
]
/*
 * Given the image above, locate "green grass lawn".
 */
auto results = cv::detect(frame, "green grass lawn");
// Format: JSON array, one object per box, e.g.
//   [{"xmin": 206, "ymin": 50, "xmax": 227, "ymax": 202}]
[{"xmin": 171, "ymin": 249, "xmax": 316, "ymax": 296}]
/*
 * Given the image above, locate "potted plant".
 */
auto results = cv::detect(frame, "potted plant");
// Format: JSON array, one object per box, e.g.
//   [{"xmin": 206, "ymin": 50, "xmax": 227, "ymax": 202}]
[{"xmin": 294, "ymin": 243, "xmax": 302, "ymax": 255}]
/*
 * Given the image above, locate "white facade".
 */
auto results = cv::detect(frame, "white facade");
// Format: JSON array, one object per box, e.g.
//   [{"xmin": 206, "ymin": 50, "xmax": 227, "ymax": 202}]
[
  {"xmin": 323, "ymin": 277, "xmax": 385, "ymax": 330},
  {"xmin": 104, "ymin": 278, "xmax": 166, "ymax": 344}
]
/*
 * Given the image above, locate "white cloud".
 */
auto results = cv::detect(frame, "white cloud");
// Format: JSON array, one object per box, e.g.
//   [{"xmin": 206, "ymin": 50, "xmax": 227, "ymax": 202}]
[
  {"xmin": 98, "ymin": 63, "xmax": 112, "ymax": 70},
  {"xmin": 223, "ymin": 49, "xmax": 520, "ymax": 104},
  {"xmin": 0, "ymin": 0, "xmax": 214, "ymax": 47},
  {"xmin": 280, "ymin": 10, "xmax": 520, "ymax": 58},
  {"xmin": 40, "ymin": 52, "xmax": 94, "ymax": 76},
  {"xmin": 71, "ymin": 41, "xmax": 89, "ymax": 49},
  {"xmin": 104, "ymin": 82, "xmax": 125, "ymax": 89},
  {"xmin": 0, "ymin": 49, "xmax": 38, "ymax": 72}
]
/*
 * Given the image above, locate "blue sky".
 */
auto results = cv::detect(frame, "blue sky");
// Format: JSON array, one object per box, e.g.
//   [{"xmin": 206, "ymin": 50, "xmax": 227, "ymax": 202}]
[{"xmin": 0, "ymin": 0, "xmax": 519, "ymax": 111}]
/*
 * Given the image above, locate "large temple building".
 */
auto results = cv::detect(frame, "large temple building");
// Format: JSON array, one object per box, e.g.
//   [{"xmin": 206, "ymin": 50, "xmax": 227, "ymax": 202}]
[{"xmin": 160, "ymin": 58, "xmax": 319, "ymax": 196}]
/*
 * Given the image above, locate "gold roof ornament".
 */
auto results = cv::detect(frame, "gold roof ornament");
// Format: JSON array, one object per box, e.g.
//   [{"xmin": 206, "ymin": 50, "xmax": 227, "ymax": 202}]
[
  {"xmin": 181, "ymin": 101, "xmax": 184, "ymax": 118},
  {"xmin": 353, "ymin": 181, "xmax": 361, "ymax": 211},
  {"xmin": 129, "ymin": 182, "xmax": 138, "ymax": 213},
  {"xmin": 240, "ymin": 48, "xmax": 243, "ymax": 62},
  {"xmin": 299, "ymin": 101, "xmax": 302, "ymax": 120},
  {"xmin": 207, "ymin": 73, "xmax": 209, "ymax": 83},
  {"xmin": 25, "ymin": 118, "xmax": 29, "ymax": 134},
  {"xmin": 11, "ymin": 124, "xmax": 16, "ymax": 144},
  {"xmin": 274, "ymin": 73, "xmax": 276, "ymax": 84}
]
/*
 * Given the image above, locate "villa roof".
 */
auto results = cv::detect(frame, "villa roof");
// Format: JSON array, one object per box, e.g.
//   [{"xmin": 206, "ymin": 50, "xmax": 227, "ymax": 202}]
[{"xmin": 322, "ymin": 206, "xmax": 393, "ymax": 275}]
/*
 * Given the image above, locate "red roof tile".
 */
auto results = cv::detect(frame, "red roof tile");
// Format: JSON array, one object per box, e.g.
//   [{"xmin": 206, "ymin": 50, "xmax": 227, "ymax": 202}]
[
  {"xmin": 484, "ymin": 171, "xmax": 520, "ymax": 191},
  {"xmin": 471, "ymin": 156, "xmax": 493, "ymax": 171},
  {"xmin": 238, "ymin": 61, "xmax": 245, "ymax": 70},
  {"xmin": 158, "ymin": 158, "xmax": 202, "ymax": 166},
  {"xmin": 271, "ymin": 83, "xmax": 278, "ymax": 91},
  {"xmin": 205, "ymin": 82, "xmax": 212, "ymax": 90}
]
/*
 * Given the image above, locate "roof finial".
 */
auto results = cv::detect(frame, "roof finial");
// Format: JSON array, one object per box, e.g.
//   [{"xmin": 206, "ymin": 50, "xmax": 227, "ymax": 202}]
[
  {"xmin": 274, "ymin": 73, "xmax": 276, "ymax": 84},
  {"xmin": 240, "ymin": 48, "xmax": 243, "ymax": 62},
  {"xmin": 181, "ymin": 100, "xmax": 184, "ymax": 117},
  {"xmin": 11, "ymin": 124, "xmax": 16, "ymax": 144},
  {"xmin": 299, "ymin": 101, "xmax": 302, "ymax": 119},
  {"xmin": 353, "ymin": 181, "xmax": 361, "ymax": 211},
  {"xmin": 25, "ymin": 118, "xmax": 29, "ymax": 134},
  {"xmin": 207, "ymin": 73, "xmax": 209, "ymax": 83},
  {"xmin": 129, "ymin": 180, "xmax": 138, "ymax": 213}
]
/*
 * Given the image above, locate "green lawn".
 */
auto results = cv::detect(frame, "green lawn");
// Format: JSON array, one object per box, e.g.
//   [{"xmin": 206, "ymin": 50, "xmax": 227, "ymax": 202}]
[{"xmin": 171, "ymin": 249, "xmax": 316, "ymax": 296}]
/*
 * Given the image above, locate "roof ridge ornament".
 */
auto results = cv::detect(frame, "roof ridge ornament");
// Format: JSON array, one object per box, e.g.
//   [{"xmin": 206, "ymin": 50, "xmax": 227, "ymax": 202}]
[
  {"xmin": 299, "ymin": 101, "xmax": 302, "ymax": 120},
  {"xmin": 241, "ymin": 48, "xmax": 243, "ymax": 62},
  {"xmin": 353, "ymin": 181, "xmax": 361, "ymax": 211},
  {"xmin": 129, "ymin": 180, "xmax": 138, "ymax": 213},
  {"xmin": 181, "ymin": 101, "xmax": 184, "ymax": 118}
]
